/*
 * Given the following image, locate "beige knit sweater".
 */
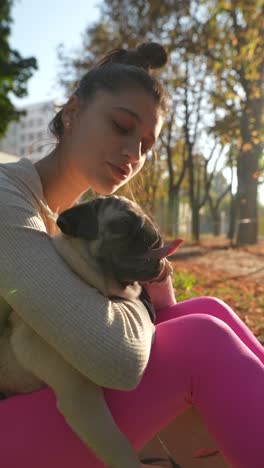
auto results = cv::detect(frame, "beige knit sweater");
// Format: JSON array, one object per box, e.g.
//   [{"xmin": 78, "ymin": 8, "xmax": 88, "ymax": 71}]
[{"xmin": 0, "ymin": 158, "xmax": 155, "ymax": 390}]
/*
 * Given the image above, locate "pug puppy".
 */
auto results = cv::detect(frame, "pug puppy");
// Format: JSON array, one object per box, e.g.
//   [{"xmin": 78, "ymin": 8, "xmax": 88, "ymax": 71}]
[{"xmin": 0, "ymin": 195, "xmax": 182, "ymax": 468}]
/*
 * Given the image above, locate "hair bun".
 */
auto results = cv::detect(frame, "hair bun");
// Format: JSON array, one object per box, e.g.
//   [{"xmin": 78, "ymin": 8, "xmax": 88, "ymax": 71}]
[
  {"xmin": 95, "ymin": 42, "xmax": 168, "ymax": 72},
  {"xmin": 136, "ymin": 43, "xmax": 168, "ymax": 70}
]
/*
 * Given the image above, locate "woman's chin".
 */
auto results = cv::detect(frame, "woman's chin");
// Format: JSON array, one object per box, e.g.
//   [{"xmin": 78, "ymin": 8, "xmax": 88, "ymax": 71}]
[
  {"xmin": 94, "ymin": 184, "xmax": 120, "ymax": 196},
  {"xmin": 95, "ymin": 180, "xmax": 125, "ymax": 196}
]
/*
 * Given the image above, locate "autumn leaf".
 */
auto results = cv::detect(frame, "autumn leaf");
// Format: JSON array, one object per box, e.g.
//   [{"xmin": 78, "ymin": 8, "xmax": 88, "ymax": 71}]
[{"xmin": 242, "ymin": 143, "xmax": 253, "ymax": 152}]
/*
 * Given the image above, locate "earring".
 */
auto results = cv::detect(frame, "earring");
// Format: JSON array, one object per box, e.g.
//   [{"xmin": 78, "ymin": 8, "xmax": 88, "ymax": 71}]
[{"xmin": 65, "ymin": 121, "xmax": 70, "ymax": 128}]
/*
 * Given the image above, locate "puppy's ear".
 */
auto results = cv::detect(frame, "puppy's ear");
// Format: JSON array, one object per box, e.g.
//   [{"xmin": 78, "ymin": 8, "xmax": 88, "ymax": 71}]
[{"xmin": 57, "ymin": 203, "xmax": 98, "ymax": 240}]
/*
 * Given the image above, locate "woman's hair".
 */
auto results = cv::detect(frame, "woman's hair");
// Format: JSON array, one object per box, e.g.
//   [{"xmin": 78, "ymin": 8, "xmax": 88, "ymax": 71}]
[{"xmin": 49, "ymin": 42, "xmax": 168, "ymax": 142}]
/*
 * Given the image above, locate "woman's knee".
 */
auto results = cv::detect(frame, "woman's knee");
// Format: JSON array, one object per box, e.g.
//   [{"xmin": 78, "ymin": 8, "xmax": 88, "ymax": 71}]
[
  {"xmin": 199, "ymin": 296, "xmax": 231, "ymax": 309},
  {"xmin": 170, "ymin": 296, "xmax": 232, "ymax": 318},
  {"xmin": 158, "ymin": 313, "xmax": 234, "ymax": 356},
  {"xmin": 181, "ymin": 313, "xmax": 231, "ymax": 342},
  {"xmin": 190, "ymin": 296, "xmax": 230, "ymax": 309}
]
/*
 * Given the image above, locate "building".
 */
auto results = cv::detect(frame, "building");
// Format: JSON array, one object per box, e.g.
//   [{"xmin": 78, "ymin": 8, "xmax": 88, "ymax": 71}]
[{"xmin": 0, "ymin": 100, "xmax": 61, "ymax": 162}]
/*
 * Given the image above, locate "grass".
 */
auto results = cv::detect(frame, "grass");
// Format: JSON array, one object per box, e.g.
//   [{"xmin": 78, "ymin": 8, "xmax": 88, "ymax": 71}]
[{"xmin": 171, "ymin": 264, "xmax": 264, "ymax": 342}]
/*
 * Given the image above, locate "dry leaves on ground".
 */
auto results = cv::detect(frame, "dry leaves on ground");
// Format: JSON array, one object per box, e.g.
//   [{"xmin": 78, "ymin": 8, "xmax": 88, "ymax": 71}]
[{"xmin": 171, "ymin": 244, "xmax": 264, "ymax": 340}]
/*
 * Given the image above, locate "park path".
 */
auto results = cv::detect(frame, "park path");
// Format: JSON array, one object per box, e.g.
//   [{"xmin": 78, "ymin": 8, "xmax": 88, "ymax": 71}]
[{"xmin": 173, "ymin": 243, "xmax": 264, "ymax": 283}]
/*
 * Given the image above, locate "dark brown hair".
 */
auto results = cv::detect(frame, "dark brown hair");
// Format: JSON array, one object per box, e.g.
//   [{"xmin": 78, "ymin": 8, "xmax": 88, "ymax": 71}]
[{"xmin": 49, "ymin": 42, "xmax": 168, "ymax": 142}]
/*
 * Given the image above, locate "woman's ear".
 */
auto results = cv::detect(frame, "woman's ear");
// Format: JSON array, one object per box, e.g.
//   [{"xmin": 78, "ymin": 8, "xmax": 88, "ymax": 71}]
[
  {"xmin": 57, "ymin": 203, "xmax": 99, "ymax": 240},
  {"xmin": 61, "ymin": 95, "xmax": 82, "ymax": 130}
]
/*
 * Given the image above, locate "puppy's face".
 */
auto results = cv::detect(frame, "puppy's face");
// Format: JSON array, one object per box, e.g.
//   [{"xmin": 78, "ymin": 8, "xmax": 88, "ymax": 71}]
[{"xmin": 57, "ymin": 195, "xmax": 164, "ymax": 284}]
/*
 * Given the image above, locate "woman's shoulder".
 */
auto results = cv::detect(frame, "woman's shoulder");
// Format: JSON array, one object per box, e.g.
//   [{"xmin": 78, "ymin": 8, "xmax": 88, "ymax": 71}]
[
  {"xmin": 0, "ymin": 158, "xmax": 52, "ymax": 233},
  {"xmin": 0, "ymin": 158, "xmax": 43, "ymax": 201}
]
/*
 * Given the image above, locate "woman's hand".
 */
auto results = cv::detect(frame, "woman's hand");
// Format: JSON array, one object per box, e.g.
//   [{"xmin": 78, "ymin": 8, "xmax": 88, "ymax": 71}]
[
  {"xmin": 140, "ymin": 260, "xmax": 176, "ymax": 312},
  {"xmin": 155, "ymin": 259, "xmax": 173, "ymax": 282}
]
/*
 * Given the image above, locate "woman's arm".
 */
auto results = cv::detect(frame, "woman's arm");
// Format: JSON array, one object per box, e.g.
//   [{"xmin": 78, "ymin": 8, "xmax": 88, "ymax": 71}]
[
  {"xmin": 141, "ymin": 276, "xmax": 176, "ymax": 311},
  {"xmin": 140, "ymin": 259, "xmax": 176, "ymax": 311},
  {"xmin": 0, "ymin": 172, "xmax": 154, "ymax": 390}
]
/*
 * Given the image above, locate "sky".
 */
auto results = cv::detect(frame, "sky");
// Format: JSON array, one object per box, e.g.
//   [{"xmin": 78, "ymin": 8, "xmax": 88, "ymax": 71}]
[
  {"xmin": 9, "ymin": 0, "xmax": 264, "ymax": 203},
  {"xmin": 10, "ymin": 0, "xmax": 100, "ymax": 106}
]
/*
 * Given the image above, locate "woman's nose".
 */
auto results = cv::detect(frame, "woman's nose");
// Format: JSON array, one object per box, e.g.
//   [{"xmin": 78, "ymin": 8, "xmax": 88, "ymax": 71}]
[{"xmin": 122, "ymin": 140, "xmax": 142, "ymax": 163}]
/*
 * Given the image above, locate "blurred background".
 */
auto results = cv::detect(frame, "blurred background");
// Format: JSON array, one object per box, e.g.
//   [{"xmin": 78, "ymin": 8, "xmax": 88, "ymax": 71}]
[{"xmin": 1, "ymin": 0, "xmax": 263, "ymax": 339}]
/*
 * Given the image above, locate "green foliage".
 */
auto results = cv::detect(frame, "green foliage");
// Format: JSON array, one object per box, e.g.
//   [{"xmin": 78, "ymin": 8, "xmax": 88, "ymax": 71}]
[
  {"xmin": 0, "ymin": 0, "xmax": 37, "ymax": 137},
  {"xmin": 172, "ymin": 270, "xmax": 198, "ymax": 301}
]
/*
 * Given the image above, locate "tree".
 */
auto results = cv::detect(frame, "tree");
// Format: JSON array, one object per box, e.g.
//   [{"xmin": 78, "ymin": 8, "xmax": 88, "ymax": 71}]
[
  {"xmin": 198, "ymin": 0, "xmax": 264, "ymax": 244},
  {"xmin": 208, "ymin": 171, "xmax": 231, "ymax": 236},
  {"xmin": 0, "ymin": 0, "xmax": 37, "ymax": 137}
]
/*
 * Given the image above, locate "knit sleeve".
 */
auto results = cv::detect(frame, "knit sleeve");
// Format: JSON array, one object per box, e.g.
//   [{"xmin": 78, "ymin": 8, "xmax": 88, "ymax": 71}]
[{"xmin": 0, "ymin": 172, "xmax": 155, "ymax": 390}]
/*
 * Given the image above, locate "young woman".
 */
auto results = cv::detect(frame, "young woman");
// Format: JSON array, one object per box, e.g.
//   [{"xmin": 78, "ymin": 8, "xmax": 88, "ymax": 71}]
[{"xmin": 0, "ymin": 43, "xmax": 263, "ymax": 468}]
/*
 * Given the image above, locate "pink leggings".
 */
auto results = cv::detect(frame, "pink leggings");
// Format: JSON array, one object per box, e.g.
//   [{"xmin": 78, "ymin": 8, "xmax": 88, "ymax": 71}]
[{"xmin": 1, "ymin": 297, "xmax": 264, "ymax": 468}]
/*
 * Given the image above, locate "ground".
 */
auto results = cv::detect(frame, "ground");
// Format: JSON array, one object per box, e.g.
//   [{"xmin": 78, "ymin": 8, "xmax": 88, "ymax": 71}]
[{"xmin": 170, "ymin": 237, "xmax": 264, "ymax": 342}]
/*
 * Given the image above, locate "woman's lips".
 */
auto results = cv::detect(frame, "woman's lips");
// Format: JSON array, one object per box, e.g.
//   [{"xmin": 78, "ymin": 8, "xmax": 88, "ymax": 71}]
[{"xmin": 107, "ymin": 162, "xmax": 130, "ymax": 181}]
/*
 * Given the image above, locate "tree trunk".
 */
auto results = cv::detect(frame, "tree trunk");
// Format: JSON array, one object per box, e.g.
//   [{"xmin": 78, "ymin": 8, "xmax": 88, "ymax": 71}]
[
  {"xmin": 212, "ymin": 211, "xmax": 221, "ymax": 236},
  {"xmin": 208, "ymin": 196, "xmax": 221, "ymax": 237},
  {"xmin": 167, "ymin": 190, "xmax": 180, "ymax": 236},
  {"xmin": 192, "ymin": 204, "xmax": 200, "ymax": 242},
  {"xmin": 236, "ymin": 151, "xmax": 258, "ymax": 245},
  {"xmin": 227, "ymin": 195, "xmax": 236, "ymax": 243},
  {"xmin": 235, "ymin": 91, "xmax": 263, "ymax": 245}
]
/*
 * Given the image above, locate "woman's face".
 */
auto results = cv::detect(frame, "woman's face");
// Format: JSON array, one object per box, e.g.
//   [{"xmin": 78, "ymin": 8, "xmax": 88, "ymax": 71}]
[{"xmin": 61, "ymin": 87, "xmax": 164, "ymax": 195}]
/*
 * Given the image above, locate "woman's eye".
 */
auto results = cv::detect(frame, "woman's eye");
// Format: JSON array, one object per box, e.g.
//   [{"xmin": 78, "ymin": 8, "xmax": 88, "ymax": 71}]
[{"xmin": 113, "ymin": 121, "xmax": 130, "ymax": 134}]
